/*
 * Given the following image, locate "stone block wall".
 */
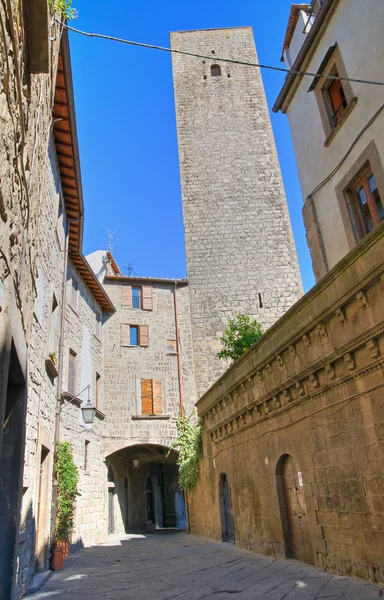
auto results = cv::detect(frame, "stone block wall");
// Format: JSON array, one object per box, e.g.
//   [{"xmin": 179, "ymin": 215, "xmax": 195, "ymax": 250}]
[
  {"xmin": 171, "ymin": 27, "xmax": 303, "ymax": 397},
  {"xmin": 16, "ymin": 137, "xmax": 66, "ymax": 597},
  {"xmin": 102, "ymin": 280, "xmax": 196, "ymax": 458},
  {"xmin": 60, "ymin": 259, "xmax": 108, "ymax": 547},
  {"xmin": 189, "ymin": 223, "xmax": 384, "ymax": 583}
]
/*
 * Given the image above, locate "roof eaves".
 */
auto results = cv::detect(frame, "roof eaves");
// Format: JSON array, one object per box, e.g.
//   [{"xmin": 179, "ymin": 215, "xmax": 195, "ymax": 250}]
[{"xmin": 273, "ymin": 0, "xmax": 338, "ymax": 113}]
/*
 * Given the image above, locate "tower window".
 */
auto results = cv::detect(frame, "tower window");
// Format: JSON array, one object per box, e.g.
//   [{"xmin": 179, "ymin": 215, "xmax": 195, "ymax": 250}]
[{"xmin": 211, "ymin": 64, "xmax": 221, "ymax": 77}]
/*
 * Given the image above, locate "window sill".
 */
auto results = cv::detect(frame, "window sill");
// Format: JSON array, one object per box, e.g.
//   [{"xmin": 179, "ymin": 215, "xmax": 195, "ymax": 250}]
[
  {"xmin": 324, "ymin": 96, "xmax": 358, "ymax": 147},
  {"xmin": 67, "ymin": 303, "xmax": 79, "ymax": 317},
  {"xmin": 95, "ymin": 408, "xmax": 105, "ymax": 421},
  {"xmin": 132, "ymin": 415, "xmax": 171, "ymax": 420},
  {"xmin": 61, "ymin": 391, "xmax": 82, "ymax": 408},
  {"xmin": 166, "ymin": 352, "xmax": 178, "ymax": 356}
]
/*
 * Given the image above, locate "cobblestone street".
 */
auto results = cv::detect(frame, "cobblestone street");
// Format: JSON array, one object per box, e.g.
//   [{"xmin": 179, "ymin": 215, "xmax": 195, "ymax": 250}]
[{"xmin": 29, "ymin": 533, "xmax": 382, "ymax": 600}]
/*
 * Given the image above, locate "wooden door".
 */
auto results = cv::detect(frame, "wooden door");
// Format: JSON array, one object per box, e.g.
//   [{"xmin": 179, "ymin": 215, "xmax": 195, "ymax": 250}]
[
  {"xmin": 282, "ymin": 456, "xmax": 313, "ymax": 564},
  {"xmin": 220, "ymin": 475, "xmax": 235, "ymax": 544}
]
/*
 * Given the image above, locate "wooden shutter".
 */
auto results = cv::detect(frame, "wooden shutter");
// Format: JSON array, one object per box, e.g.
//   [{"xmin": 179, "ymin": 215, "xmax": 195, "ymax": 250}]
[
  {"xmin": 142, "ymin": 286, "xmax": 153, "ymax": 311},
  {"xmin": 121, "ymin": 285, "xmax": 132, "ymax": 308},
  {"xmin": 120, "ymin": 323, "xmax": 130, "ymax": 346},
  {"xmin": 152, "ymin": 380, "xmax": 162, "ymax": 415},
  {"xmin": 139, "ymin": 325, "xmax": 149, "ymax": 347},
  {"xmin": 141, "ymin": 379, "xmax": 153, "ymax": 415},
  {"xmin": 68, "ymin": 350, "xmax": 76, "ymax": 394},
  {"xmin": 167, "ymin": 340, "xmax": 177, "ymax": 354}
]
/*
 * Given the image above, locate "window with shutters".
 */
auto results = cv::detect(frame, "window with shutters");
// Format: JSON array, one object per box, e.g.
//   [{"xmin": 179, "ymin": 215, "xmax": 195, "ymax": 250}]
[
  {"xmin": 313, "ymin": 46, "xmax": 356, "ymax": 145},
  {"xmin": 120, "ymin": 324, "xmax": 149, "ymax": 347},
  {"xmin": 132, "ymin": 287, "xmax": 141, "ymax": 309},
  {"xmin": 68, "ymin": 349, "xmax": 77, "ymax": 395},
  {"xmin": 349, "ymin": 170, "xmax": 384, "ymax": 239},
  {"xmin": 141, "ymin": 379, "xmax": 163, "ymax": 416},
  {"xmin": 167, "ymin": 340, "xmax": 177, "ymax": 354}
]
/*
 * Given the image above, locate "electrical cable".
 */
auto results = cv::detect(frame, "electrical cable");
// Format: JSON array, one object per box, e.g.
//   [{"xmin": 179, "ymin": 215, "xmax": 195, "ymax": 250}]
[{"xmin": 57, "ymin": 20, "xmax": 384, "ymax": 87}]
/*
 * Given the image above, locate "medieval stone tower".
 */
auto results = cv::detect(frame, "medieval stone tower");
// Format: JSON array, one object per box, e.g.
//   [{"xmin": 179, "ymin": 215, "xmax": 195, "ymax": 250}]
[{"xmin": 170, "ymin": 27, "xmax": 303, "ymax": 397}]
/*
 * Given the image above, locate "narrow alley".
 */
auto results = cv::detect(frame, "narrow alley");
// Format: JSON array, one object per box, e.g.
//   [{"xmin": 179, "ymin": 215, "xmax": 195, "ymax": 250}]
[{"xmin": 29, "ymin": 533, "xmax": 382, "ymax": 600}]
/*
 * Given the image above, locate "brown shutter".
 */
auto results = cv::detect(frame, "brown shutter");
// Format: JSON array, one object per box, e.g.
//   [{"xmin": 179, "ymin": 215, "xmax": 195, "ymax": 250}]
[
  {"xmin": 120, "ymin": 323, "xmax": 130, "ymax": 346},
  {"xmin": 152, "ymin": 380, "xmax": 162, "ymax": 415},
  {"xmin": 167, "ymin": 340, "xmax": 177, "ymax": 354},
  {"xmin": 68, "ymin": 350, "xmax": 77, "ymax": 394},
  {"xmin": 139, "ymin": 325, "xmax": 149, "ymax": 347},
  {"xmin": 141, "ymin": 378, "xmax": 153, "ymax": 415},
  {"xmin": 121, "ymin": 285, "xmax": 132, "ymax": 308},
  {"xmin": 142, "ymin": 286, "xmax": 153, "ymax": 311}
]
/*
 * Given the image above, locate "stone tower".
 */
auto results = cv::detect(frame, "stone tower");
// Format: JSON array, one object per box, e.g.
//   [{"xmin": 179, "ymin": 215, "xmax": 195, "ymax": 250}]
[{"xmin": 170, "ymin": 27, "xmax": 303, "ymax": 397}]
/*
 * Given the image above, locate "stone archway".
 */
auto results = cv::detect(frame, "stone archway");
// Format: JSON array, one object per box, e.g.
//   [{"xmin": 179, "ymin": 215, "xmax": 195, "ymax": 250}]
[
  {"xmin": 219, "ymin": 473, "xmax": 235, "ymax": 544},
  {"xmin": 106, "ymin": 444, "xmax": 183, "ymax": 532},
  {"xmin": 276, "ymin": 454, "xmax": 313, "ymax": 564}
]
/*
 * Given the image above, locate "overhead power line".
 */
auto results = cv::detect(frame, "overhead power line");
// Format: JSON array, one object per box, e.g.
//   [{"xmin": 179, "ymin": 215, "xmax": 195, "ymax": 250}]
[{"xmin": 58, "ymin": 20, "xmax": 384, "ymax": 87}]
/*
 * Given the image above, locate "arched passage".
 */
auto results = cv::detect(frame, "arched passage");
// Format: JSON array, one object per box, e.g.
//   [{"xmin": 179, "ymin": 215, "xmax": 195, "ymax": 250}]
[
  {"xmin": 219, "ymin": 474, "xmax": 235, "ymax": 543},
  {"xmin": 106, "ymin": 444, "xmax": 186, "ymax": 532},
  {"xmin": 276, "ymin": 454, "xmax": 313, "ymax": 564}
]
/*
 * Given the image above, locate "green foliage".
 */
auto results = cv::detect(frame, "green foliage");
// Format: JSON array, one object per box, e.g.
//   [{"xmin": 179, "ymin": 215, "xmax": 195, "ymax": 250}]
[
  {"xmin": 54, "ymin": 442, "xmax": 79, "ymax": 541},
  {"xmin": 48, "ymin": 0, "xmax": 78, "ymax": 20},
  {"xmin": 217, "ymin": 314, "xmax": 264, "ymax": 362},
  {"xmin": 170, "ymin": 415, "xmax": 203, "ymax": 490}
]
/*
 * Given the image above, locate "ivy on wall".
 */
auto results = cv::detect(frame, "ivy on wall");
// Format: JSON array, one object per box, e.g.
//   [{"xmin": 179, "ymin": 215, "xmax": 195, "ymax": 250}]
[{"xmin": 170, "ymin": 415, "xmax": 203, "ymax": 490}]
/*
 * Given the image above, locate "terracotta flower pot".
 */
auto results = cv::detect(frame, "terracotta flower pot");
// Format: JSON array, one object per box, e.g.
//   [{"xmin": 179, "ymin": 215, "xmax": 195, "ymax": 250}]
[
  {"xmin": 52, "ymin": 546, "xmax": 64, "ymax": 571},
  {"xmin": 56, "ymin": 539, "xmax": 70, "ymax": 558}
]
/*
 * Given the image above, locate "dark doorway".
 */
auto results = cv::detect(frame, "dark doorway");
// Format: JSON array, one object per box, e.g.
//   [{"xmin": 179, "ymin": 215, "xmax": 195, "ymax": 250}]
[
  {"xmin": 108, "ymin": 466, "xmax": 115, "ymax": 535},
  {"xmin": 124, "ymin": 476, "xmax": 129, "ymax": 532},
  {"xmin": 146, "ymin": 477, "xmax": 155, "ymax": 524},
  {"xmin": 276, "ymin": 454, "xmax": 314, "ymax": 564},
  {"xmin": 219, "ymin": 474, "xmax": 235, "ymax": 543},
  {"xmin": 0, "ymin": 341, "xmax": 27, "ymax": 600}
]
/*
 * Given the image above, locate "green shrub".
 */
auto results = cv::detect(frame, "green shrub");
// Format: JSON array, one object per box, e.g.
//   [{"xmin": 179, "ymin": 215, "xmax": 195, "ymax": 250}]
[{"xmin": 54, "ymin": 442, "xmax": 79, "ymax": 541}]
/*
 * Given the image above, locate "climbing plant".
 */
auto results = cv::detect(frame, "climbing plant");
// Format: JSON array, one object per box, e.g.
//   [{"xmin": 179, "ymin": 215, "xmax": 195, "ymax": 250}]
[
  {"xmin": 170, "ymin": 415, "xmax": 203, "ymax": 490},
  {"xmin": 48, "ymin": 0, "xmax": 78, "ymax": 20},
  {"xmin": 217, "ymin": 314, "xmax": 264, "ymax": 362},
  {"xmin": 54, "ymin": 442, "xmax": 79, "ymax": 541}
]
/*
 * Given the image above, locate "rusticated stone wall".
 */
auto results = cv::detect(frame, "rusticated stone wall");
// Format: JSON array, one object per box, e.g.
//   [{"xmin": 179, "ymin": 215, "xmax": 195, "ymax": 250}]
[
  {"xmin": 189, "ymin": 223, "xmax": 384, "ymax": 583},
  {"xmin": 171, "ymin": 27, "xmax": 303, "ymax": 398}
]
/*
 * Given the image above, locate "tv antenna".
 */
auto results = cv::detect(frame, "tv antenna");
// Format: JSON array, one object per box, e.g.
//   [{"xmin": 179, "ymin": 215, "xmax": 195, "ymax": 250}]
[
  {"xmin": 123, "ymin": 259, "xmax": 137, "ymax": 277},
  {"xmin": 102, "ymin": 226, "xmax": 122, "ymax": 253}
]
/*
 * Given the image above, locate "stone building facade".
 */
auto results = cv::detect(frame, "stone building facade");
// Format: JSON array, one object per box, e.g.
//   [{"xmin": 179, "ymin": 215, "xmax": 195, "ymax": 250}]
[
  {"xmin": 170, "ymin": 27, "xmax": 303, "ymax": 397},
  {"xmin": 0, "ymin": 3, "xmax": 62, "ymax": 598},
  {"xmin": 188, "ymin": 224, "xmax": 384, "ymax": 583},
  {"xmin": 98, "ymin": 271, "xmax": 196, "ymax": 533},
  {"xmin": 273, "ymin": 0, "xmax": 384, "ymax": 280}
]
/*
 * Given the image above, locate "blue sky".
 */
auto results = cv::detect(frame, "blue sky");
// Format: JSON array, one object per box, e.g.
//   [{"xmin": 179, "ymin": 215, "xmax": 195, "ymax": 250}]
[{"xmin": 69, "ymin": 0, "xmax": 315, "ymax": 292}]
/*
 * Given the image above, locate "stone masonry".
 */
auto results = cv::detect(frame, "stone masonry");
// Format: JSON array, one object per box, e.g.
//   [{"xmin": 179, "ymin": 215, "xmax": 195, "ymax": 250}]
[
  {"xmin": 188, "ymin": 222, "xmax": 384, "ymax": 583},
  {"xmin": 102, "ymin": 278, "xmax": 196, "ymax": 458},
  {"xmin": 171, "ymin": 27, "xmax": 303, "ymax": 397}
]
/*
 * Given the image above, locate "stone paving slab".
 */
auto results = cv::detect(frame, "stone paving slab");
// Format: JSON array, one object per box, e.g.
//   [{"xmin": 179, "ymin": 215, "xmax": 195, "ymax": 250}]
[{"xmin": 27, "ymin": 532, "xmax": 382, "ymax": 600}]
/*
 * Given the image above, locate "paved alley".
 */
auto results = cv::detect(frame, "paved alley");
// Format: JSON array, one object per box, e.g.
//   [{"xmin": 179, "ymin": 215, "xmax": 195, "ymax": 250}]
[{"xmin": 29, "ymin": 532, "xmax": 382, "ymax": 600}]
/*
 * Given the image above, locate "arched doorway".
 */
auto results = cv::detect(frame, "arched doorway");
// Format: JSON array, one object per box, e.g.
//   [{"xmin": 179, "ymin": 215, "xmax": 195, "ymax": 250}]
[
  {"xmin": 276, "ymin": 454, "xmax": 313, "ymax": 564},
  {"xmin": 219, "ymin": 474, "xmax": 235, "ymax": 543}
]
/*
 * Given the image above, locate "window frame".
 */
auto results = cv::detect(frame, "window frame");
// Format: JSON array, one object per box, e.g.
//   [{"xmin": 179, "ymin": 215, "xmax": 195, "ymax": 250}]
[
  {"xmin": 313, "ymin": 45, "xmax": 356, "ymax": 146},
  {"xmin": 68, "ymin": 348, "xmax": 78, "ymax": 395},
  {"xmin": 335, "ymin": 141, "xmax": 384, "ymax": 249},
  {"xmin": 134, "ymin": 374, "xmax": 169, "ymax": 419},
  {"xmin": 350, "ymin": 169, "xmax": 384, "ymax": 239},
  {"xmin": 132, "ymin": 287, "xmax": 142, "ymax": 309}
]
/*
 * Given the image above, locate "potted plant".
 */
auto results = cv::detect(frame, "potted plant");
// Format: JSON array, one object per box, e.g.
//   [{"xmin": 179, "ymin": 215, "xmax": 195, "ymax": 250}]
[
  {"xmin": 45, "ymin": 351, "xmax": 59, "ymax": 379},
  {"xmin": 52, "ymin": 442, "xmax": 79, "ymax": 568}
]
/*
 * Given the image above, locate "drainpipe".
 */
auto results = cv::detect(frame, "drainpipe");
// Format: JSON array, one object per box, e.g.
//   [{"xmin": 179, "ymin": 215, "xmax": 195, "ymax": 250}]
[{"xmin": 173, "ymin": 282, "xmax": 184, "ymax": 419}]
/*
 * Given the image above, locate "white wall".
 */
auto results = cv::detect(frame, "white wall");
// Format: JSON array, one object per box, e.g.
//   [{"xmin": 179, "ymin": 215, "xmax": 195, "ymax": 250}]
[{"xmin": 285, "ymin": 0, "xmax": 384, "ymax": 269}]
